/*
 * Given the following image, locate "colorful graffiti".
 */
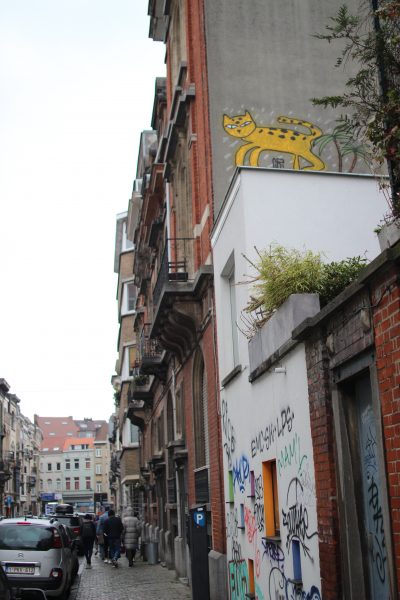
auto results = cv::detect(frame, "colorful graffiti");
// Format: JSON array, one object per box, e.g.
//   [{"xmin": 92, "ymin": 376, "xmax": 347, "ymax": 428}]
[
  {"xmin": 254, "ymin": 474, "xmax": 265, "ymax": 532},
  {"xmin": 223, "ymin": 111, "xmax": 325, "ymax": 171},
  {"xmin": 244, "ymin": 505, "xmax": 257, "ymax": 544},
  {"xmin": 277, "ymin": 433, "xmax": 307, "ymax": 476},
  {"xmin": 229, "ymin": 560, "xmax": 249, "ymax": 600}
]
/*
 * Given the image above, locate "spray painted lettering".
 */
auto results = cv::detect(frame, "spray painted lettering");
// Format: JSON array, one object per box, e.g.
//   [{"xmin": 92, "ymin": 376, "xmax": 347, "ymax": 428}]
[
  {"xmin": 277, "ymin": 432, "xmax": 307, "ymax": 475},
  {"xmin": 269, "ymin": 568, "xmax": 321, "ymax": 600},
  {"xmin": 229, "ymin": 560, "xmax": 249, "ymax": 600},
  {"xmin": 254, "ymin": 474, "xmax": 265, "ymax": 532},
  {"xmin": 244, "ymin": 505, "xmax": 257, "ymax": 544},
  {"xmin": 261, "ymin": 537, "xmax": 285, "ymax": 568},
  {"xmin": 368, "ymin": 475, "xmax": 387, "ymax": 584},
  {"xmin": 251, "ymin": 407, "xmax": 294, "ymax": 458},
  {"xmin": 222, "ymin": 399, "xmax": 236, "ymax": 469},
  {"xmin": 233, "ymin": 455, "xmax": 250, "ymax": 493},
  {"xmin": 282, "ymin": 477, "xmax": 318, "ymax": 558}
]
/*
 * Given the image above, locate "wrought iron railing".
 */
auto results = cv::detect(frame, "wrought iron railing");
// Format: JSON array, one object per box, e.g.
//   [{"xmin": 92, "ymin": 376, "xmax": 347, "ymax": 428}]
[
  {"xmin": 153, "ymin": 237, "xmax": 194, "ymax": 306},
  {"xmin": 139, "ymin": 323, "xmax": 163, "ymax": 360}
]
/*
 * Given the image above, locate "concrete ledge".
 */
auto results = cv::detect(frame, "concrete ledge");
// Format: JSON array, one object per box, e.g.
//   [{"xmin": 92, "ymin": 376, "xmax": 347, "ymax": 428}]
[
  {"xmin": 249, "ymin": 294, "xmax": 320, "ymax": 379},
  {"xmin": 209, "ymin": 550, "xmax": 228, "ymax": 600}
]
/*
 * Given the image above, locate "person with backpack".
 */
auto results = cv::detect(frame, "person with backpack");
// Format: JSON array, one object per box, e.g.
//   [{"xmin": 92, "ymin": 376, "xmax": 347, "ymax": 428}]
[
  {"xmin": 122, "ymin": 508, "xmax": 141, "ymax": 567},
  {"xmin": 103, "ymin": 509, "xmax": 124, "ymax": 568},
  {"xmin": 80, "ymin": 514, "xmax": 97, "ymax": 568}
]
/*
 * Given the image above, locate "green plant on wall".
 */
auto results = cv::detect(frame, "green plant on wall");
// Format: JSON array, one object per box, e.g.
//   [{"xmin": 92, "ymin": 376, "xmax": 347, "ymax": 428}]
[
  {"xmin": 240, "ymin": 244, "xmax": 368, "ymax": 336},
  {"xmin": 311, "ymin": 1, "xmax": 400, "ymax": 218},
  {"xmin": 312, "ymin": 122, "xmax": 369, "ymax": 172}
]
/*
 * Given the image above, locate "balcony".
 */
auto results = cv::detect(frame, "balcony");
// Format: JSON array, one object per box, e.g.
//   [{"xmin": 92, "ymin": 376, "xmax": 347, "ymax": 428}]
[
  {"xmin": 138, "ymin": 324, "xmax": 167, "ymax": 381},
  {"xmin": 151, "ymin": 238, "xmax": 213, "ymax": 361}
]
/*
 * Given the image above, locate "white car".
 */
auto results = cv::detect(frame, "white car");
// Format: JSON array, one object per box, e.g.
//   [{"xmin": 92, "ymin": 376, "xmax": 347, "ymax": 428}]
[{"xmin": 0, "ymin": 517, "xmax": 75, "ymax": 599}]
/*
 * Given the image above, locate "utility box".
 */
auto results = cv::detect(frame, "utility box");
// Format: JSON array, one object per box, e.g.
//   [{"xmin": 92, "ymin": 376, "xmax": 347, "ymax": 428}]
[{"xmin": 189, "ymin": 506, "xmax": 210, "ymax": 600}]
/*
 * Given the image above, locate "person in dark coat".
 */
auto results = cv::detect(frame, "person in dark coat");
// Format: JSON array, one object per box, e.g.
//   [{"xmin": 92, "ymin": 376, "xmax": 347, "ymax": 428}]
[
  {"xmin": 103, "ymin": 509, "xmax": 124, "ymax": 567},
  {"xmin": 80, "ymin": 514, "xmax": 97, "ymax": 568}
]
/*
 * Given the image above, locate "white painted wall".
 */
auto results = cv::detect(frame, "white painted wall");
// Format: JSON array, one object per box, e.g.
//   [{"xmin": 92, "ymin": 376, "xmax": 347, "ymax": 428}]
[{"xmin": 211, "ymin": 168, "xmax": 386, "ymax": 600}]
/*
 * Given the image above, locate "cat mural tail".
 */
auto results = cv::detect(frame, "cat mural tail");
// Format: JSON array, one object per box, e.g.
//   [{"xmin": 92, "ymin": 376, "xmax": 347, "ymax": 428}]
[{"xmin": 223, "ymin": 110, "xmax": 325, "ymax": 171}]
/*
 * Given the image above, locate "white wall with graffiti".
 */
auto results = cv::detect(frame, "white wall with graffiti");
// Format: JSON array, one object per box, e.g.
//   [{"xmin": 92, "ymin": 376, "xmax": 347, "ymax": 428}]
[
  {"xmin": 220, "ymin": 343, "xmax": 321, "ymax": 600},
  {"xmin": 211, "ymin": 167, "xmax": 387, "ymax": 600}
]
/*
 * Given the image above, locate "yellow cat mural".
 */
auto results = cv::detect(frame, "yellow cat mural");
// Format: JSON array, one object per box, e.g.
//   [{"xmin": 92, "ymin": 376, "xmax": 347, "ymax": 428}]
[{"xmin": 223, "ymin": 111, "xmax": 326, "ymax": 171}]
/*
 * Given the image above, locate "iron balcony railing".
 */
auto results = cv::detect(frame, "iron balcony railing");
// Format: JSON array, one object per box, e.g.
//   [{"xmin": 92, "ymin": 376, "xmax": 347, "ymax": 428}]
[
  {"xmin": 139, "ymin": 323, "xmax": 163, "ymax": 360},
  {"xmin": 153, "ymin": 237, "xmax": 194, "ymax": 306}
]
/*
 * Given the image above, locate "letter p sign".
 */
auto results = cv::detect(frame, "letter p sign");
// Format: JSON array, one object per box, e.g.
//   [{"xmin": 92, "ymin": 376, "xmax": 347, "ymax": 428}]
[{"xmin": 193, "ymin": 510, "xmax": 206, "ymax": 528}]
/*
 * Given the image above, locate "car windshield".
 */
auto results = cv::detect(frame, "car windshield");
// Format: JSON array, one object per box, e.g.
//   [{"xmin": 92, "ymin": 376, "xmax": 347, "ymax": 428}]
[{"xmin": 0, "ymin": 524, "xmax": 54, "ymax": 551}]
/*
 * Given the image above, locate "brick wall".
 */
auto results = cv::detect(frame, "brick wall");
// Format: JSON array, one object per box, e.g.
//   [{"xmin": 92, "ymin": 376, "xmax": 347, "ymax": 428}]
[
  {"xmin": 301, "ymin": 247, "xmax": 400, "ymax": 599},
  {"xmin": 305, "ymin": 333, "xmax": 342, "ymax": 599},
  {"xmin": 372, "ymin": 263, "xmax": 400, "ymax": 590}
]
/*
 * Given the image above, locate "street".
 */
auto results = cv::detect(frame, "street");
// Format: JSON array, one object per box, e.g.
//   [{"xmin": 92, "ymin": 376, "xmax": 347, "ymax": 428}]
[{"xmin": 70, "ymin": 554, "xmax": 192, "ymax": 600}]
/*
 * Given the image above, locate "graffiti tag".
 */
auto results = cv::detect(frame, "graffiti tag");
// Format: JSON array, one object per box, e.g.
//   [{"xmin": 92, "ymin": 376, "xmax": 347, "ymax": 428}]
[
  {"xmin": 261, "ymin": 537, "xmax": 285, "ymax": 568},
  {"xmin": 251, "ymin": 407, "xmax": 294, "ymax": 458},
  {"xmin": 254, "ymin": 474, "xmax": 265, "ymax": 532},
  {"xmin": 368, "ymin": 475, "xmax": 387, "ymax": 584},
  {"xmin": 233, "ymin": 455, "xmax": 250, "ymax": 493},
  {"xmin": 244, "ymin": 505, "xmax": 257, "ymax": 544},
  {"xmin": 222, "ymin": 399, "xmax": 236, "ymax": 469},
  {"xmin": 229, "ymin": 560, "xmax": 249, "ymax": 600},
  {"xmin": 282, "ymin": 478, "xmax": 318, "ymax": 558}
]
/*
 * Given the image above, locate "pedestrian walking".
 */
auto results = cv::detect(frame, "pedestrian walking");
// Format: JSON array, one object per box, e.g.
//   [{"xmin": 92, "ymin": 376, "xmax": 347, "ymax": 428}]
[
  {"xmin": 97, "ymin": 507, "xmax": 110, "ymax": 562},
  {"xmin": 122, "ymin": 508, "xmax": 141, "ymax": 567},
  {"xmin": 103, "ymin": 509, "xmax": 124, "ymax": 568},
  {"xmin": 80, "ymin": 514, "xmax": 97, "ymax": 568}
]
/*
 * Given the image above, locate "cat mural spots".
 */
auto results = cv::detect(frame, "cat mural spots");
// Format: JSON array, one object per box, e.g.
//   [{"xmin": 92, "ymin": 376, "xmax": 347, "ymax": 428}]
[{"xmin": 222, "ymin": 110, "xmax": 326, "ymax": 171}]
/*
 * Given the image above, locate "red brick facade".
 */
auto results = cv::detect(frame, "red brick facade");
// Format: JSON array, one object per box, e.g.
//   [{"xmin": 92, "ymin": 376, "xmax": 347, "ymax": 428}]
[{"xmin": 296, "ymin": 244, "xmax": 400, "ymax": 599}]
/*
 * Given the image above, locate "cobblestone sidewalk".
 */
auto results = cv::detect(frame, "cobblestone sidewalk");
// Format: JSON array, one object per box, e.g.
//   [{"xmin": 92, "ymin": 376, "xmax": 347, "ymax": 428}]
[{"xmin": 71, "ymin": 555, "xmax": 192, "ymax": 600}]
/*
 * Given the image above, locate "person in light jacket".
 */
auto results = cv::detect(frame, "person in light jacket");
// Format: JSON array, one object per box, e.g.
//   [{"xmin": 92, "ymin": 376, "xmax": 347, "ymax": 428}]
[{"xmin": 122, "ymin": 507, "xmax": 141, "ymax": 567}]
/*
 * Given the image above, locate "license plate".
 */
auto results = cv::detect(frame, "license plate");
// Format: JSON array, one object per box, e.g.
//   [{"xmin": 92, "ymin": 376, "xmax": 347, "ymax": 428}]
[{"xmin": 6, "ymin": 564, "xmax": 35, "ymax": 575}]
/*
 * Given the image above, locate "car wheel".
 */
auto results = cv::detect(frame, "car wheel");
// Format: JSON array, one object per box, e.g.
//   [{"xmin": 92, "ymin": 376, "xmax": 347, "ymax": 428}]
[{"xmin": 58, "ymin": 577, "xmax": 71, "ymax": 600}]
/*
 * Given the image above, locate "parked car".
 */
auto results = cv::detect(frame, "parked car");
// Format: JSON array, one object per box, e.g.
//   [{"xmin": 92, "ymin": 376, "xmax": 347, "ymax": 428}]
[
  {"xmin": 0, "ymin": 517, "xmax": 75, "ymax": 599},
  {"xmin": 1, "ymin": 564, "xmax": 48, "ymax": 599},
  {"xmin": 51, "ymin": 514, "xmax": 83, "ymax": 556}
]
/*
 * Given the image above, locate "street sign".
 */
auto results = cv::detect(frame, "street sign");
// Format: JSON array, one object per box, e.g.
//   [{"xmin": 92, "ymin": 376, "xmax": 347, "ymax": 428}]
[{"xmin": 193, "ymin": 509, "xmax": 206, "ymax": 527}]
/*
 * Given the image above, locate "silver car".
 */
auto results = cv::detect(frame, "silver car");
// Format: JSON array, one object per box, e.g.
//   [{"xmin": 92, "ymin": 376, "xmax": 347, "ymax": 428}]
[{"xmin": 0, "ymin": 517, "xmax": 74, "ymax": 599}]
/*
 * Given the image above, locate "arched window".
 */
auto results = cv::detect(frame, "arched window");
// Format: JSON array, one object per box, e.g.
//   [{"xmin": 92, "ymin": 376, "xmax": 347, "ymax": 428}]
[
  {"xmin": 56, "ymin": 479, "xmax": 61, "ymax": 491},
  {"xmin": 47, "ymin": 479, "xmax": 52, "ymax": 490},
  {"xmin": 192, "ymin": 350, "xmax": 209, "ymax": 469}
]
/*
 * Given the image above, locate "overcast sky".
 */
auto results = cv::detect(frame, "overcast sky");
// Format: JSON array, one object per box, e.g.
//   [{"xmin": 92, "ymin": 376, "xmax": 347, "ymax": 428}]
[{"xmin": 0, "ymin": 1, "xmax": 165, "ymax": 422}]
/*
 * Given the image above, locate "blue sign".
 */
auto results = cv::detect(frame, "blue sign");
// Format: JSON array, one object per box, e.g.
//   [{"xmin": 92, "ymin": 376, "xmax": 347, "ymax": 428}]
[
  {"xmin": 193, "ymin": 510, "xmax": 206, "ymax": 528},
  {"xmin": 40, "ymin": 493, "xmax": 55, "ymax": 501},
  {"xmin": 5, "ymin": 495, "xmax": 12, "ymax": 506}
]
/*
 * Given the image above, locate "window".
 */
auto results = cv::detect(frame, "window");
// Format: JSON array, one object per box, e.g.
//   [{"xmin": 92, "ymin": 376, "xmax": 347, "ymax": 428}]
[
  {"xmin": 56, "ymin": 479, "xmax": 61, "ymax": 491},
  {"xmin": 74, "ymin": 477, "xmax": 79, "ymax": 490},
  {"xmin": 40, "ymin": 479, "xmax": 43, "ymax": 490},
  {"xmin": 65, "ymin": 460, "xmax": 70, "ymax": 470},
  {"xmin": 85, "ymin": 477, "xmax": 91, "ymax": 490},
  {"xmin": 127, "ymin": 282, "xmax": 136, "ymax": 311},
  {"xmin": 47, "ymin": 463, "xmax": 52, "ymax": 471},
  {"xmin": 74, "ymin": 459, "xmax": 79, "ymax": 469},
  {"xmin": 130, "ymin": 423, "xmax": 139, "ymax": 444},
  {"xmin": 122, "ymin": 220, "xmax": 134, "ymax": 251},
  {"xmin": 167, "ymin": 393, "xmax": 174, "ymax": 443},
  {"xmin": 193, "ymin": 351, "xmax": 209, "ymax": 469},
  {"xmin": 56, "ymin": 463, "xmax": 61, "ymax": 471},
  {"xmin": 122, "ymin": 281, "xmax": 136, "ymax": 314},
  {"xmin": 85, "ymin": 458, "xmax": 91, "ymax": 469},
  {"xmin": 128, "ymin": 346, "xmax": 137, "ymax": 376},
  {"xmin": 175, "ymin": 387, "xmax": 185, "ymax": 440},
  {"xmin": 262, "ymin": 459, "xmax": 280, "ymax": 537},
  {"xmin": 71, "ymin": 445, "xmax": 75, "ymax": 450},
  {"xmin": 65, "ymin": 477, "xmax": 71, "ymax": 490},
  {"xmin": 95, "ymin": 448, "xmax": 102, "ymax": 458},
  {"xmin": 96, "ymin": 482, "xmax": 102, "ymax": 493},
  {"xmin": 47, "ymin": 479, "xmax": 52, "ymax": 490},
  {"xmin": 95, "ymin": 464, "xmax": 101, "ymax": 475},
  {"xmin": 49, "ymin": 432, "xmax": 55, "ymax": 436}
]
